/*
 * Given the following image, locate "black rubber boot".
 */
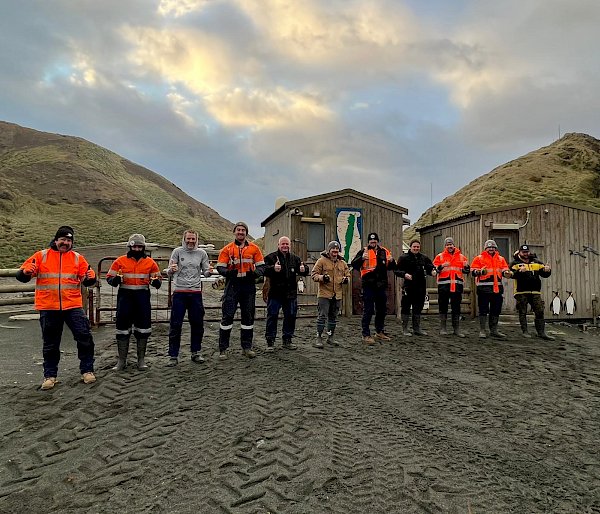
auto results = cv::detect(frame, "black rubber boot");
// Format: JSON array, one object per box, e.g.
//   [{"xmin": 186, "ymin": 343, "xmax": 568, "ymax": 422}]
[
  {"xmin": 479, "ymin": 315, "xmax": 487, "ymax": 339},
  {"xmin": 412, "ymin": 315, "xmax": 427, "ymax": 336},
  {"xmin": 282, "ymin": 337, "xmax": 297, "ymax": 350},
  {"xmin": 439, "ymin": 314, "xmax": 448, "ymax": 336},
  {"xmin": 401, "ymin": 314, "xmax": 412, "ymax": 336},
  {"xmin": 266, "ymin": 338, "xmax": 275, "ymax": 353},
  {"xmin": 519, "ymin": 312, "xmax": 532, "ymax": 338},
  {"xmin": 535, "ymin": 319, "xmax": 555, "ymax": 340},
  {"xmin": 112, "ymin": 336, "xmax": 129, "ymax": 371},
  {"xmin": 136, "ymin": 337, "xmax": 148, "ymax": 370},
  {"xmin": 452, "ymin": 315, "xmax": 465, "ymax": 338},
  {"xmin": 489, "ymin": 316, "xmax": 507, "ymax": 339}
]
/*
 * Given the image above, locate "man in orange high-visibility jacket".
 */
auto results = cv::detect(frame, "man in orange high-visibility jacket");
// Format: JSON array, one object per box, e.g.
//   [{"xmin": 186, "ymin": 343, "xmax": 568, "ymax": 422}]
[
  {"xmin": 351, "ymin": 232, "xmax": 396, "ymax": 345},
  {"xmin": 216, "ymin": 222, "xmax": 265, "ymax": 359},
  {"xmin": 432, "ymin": 237, "xmax": 470, "ymax": 337},
  {"xmin": 470, "ymin": 240, "xmax": 512, "ymax": 339},
  {"xmin": 16, "ymin": 226, "xmax": 97, "ymax": 391},
  {"xmin": 106, "ymin": 234, "xmax": 162, "ymax": 371}
]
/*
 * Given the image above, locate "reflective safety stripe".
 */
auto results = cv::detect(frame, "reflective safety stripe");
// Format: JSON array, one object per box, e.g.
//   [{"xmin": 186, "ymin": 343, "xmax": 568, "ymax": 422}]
[
  {"xmin": 240, "ymin": 324, "xmax": 254, "ymax": 330},
  {"xmin": 437, "ymin": 279, "xmax": 463, "ymax": 285},
  {"xmin": 106, "ymin": 270, "xmax": 117, "ymax": 276},
  {"xmin": 254, "ymin": 260, "xmax": 265, "ymax": 266},
  {"xmin": 123, "ymin": 273, "xmax": 150, "ymax": 279},
  {"xmin": 120, "ymin": 284, "xmax": 150, "ymax": 290},
  {"xmin": 115, "ymin": 328, "xmax": 131, "ymax": 335},
  {"xmin": 38, "ymin": 273, "xmax": 78, "ymax": 279},
  {"xmin": 220, "ymin": 323, "xmax": 234, "ymax": 330},
  {"xmin": 446, "ymin": 267, "xmax": 463, "ymax": 271},
  {"xmin": 216, "ymin": 263, "xmax": 227, "ymax": 268},
  {"xmin": 133, "ymin": 326, "xmax": 152, "ymax": 334},
  {"xmin": 37, "ymin": 283, "xmax": 80, "ymax": 290},
  {"xmin": 41, "ymin": 249, "xmax": 49, "ymax": 263}
]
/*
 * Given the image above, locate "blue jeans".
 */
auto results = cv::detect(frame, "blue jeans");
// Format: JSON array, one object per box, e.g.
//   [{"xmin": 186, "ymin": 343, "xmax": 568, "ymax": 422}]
[
  {"xmin": 39, "ymin": 308, "xmax": 95, "ymax": 378},
  {"xmin": 169, "ymin": 292, "xmax": 205, "ymax": 357},
  {"xmin": 266, "ymin": 297, "xmax": 298, "ymax": 342},
  {"xmin": 361, "ymin": 286, "xmax": 387, "ymax": 336}
]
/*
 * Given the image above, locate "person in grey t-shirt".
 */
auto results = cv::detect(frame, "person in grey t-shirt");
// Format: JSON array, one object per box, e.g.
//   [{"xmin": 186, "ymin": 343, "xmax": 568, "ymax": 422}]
[{"xmin": 166, "ymin": 229, "xmax": 211, "ymax": 365}]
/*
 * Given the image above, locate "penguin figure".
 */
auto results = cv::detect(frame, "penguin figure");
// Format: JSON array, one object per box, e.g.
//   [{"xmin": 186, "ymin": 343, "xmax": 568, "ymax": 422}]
[
  {"xmin": 423, "ymin": 294, "xmax": 430, "ymax": 311},
  {"xmin": 297, "ymin": 277, "xmax": 305, "ymax": 294},
  {"xmin": 565, "ymin": 291, "xmax": 577, "ymax": 315},
  {"xmin": 551, "ymin": 291, "xmax": 562, "ymax": 316}
]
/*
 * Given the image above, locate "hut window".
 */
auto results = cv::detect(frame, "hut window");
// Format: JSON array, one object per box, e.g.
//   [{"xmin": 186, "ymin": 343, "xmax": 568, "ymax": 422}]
[
  {"xmin": 307, "ymin": 224, "xmax": 325, "ymax": 252},
  {"xmin": 433, "ymin": 235, "xmax": 443, "ymax": 256}
]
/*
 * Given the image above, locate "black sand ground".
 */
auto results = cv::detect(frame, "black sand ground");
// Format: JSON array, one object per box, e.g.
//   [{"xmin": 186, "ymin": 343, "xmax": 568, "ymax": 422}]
[{"xmin": 0, "ymin": 311, "xmax": 599, "ymax": 514}]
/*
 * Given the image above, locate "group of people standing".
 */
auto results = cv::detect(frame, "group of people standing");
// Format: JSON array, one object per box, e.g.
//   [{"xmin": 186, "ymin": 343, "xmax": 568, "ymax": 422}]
[{"xmin": 17, "ymin": 224, "xmax": 554, "ymax": 391}]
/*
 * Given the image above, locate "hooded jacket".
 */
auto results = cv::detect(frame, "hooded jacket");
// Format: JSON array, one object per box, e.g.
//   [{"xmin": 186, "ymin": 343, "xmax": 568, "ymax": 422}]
[
  {"xmin": 167, "ymin": 235, "xmax": 211, "ymax": 293},
  {"xmin": 311, "ymin": 251, "xmax": 351, "ymax": 299},
  {"xmin": 432, "ymin": 248, "xmax": 470, "ymax": 293}
]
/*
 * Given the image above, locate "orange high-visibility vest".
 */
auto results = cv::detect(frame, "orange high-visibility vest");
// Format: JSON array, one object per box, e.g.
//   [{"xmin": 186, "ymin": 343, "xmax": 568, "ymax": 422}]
[
  {"xmin": 471, "ymin": 252, "xmax": 509, "ymax": 293},
  {"xmin": 106, "ymin": 255, "xmax": 161, "ymax": 290},
  {"xmin": 360, "ymin": 246, "xmax": 392, "ymax": 277},
  {"xmin": 216, "ymin": 241, "xmax": 265, "ymax": 277},
  {"xmin": 433, "ymin": 248, "xmax": 469, "ymax": 292},
  {"xmin": 20, "ymin": 248, "xmax": 94, "ymax": 310}
]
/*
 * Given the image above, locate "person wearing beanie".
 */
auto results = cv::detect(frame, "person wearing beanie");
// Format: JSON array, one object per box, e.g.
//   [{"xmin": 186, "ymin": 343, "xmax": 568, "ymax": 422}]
[
  {"xmin": 263, "ymin": 236, "xmax": 310, "ymax": 352},
  {"xmin": 470, "ymin": 240, "xmax": 512, "ymax": 340},
  {"xmin": 432, "ymin": 237, "xmax": 470, "ymax": 337},
  {"xmin": 106, "ymin": 234, "xmax": 162, "ymax": 371},
  {"xmin": 509, "ymin": 244, "xmax": 554, "ymax": 340},
  {"xmin": 215, "ymin": 221, "xmax": 266, "ymax": 359},
  {"xmin": 351, "ymin": 232, "xmax": 396, "ymax": 344},
  {"xmin": 16, "ymin": 225, "xmax": 97, "ymax": 390},
  {"xmin": 311, "ymin": 240, "xmax": 351, "ymax": 348},
  {"xmin": 395, "ymin": 239, "xmax": 435, "ymax": 337},
  {"xmin": 166, "ymin": 229, "xmax": 212, "ymax": 366}
]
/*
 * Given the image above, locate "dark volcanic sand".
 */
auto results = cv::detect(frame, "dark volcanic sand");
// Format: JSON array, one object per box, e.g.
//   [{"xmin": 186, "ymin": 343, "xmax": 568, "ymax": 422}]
[{"xmin": 0, "ymin": 311, "xmax": 599, "ymax": 513}]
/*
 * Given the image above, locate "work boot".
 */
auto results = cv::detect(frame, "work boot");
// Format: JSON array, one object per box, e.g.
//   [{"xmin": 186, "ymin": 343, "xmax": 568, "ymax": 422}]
[
  {"xmin": 219, "ymin": 351, "xmax": 228, "ymax": 360},
  {"xmin": 81, "ymin": 372, "xmax": 96, "ymax": 384},
  {"xmin": 112, "ymin": 337, "xmax": 129, "ymax": 371},
  {"xmin": 452, "ymin": 315, "xmax": 465, "ymax": 338},
  {"xmin": 479, "ymin": 315, "xmax": 487, "ymax": 339},
  {"xmin": 439, "ymin": 314, "xmax": 448, "ymax": 336},
  {"xmin": 326, "ymin": 330, "xmax": 339, "ymax": 346},
  {"xmin": 282, "ymin": 338, "xmax": 297, "ymax": 350},
  {"xmin": 266, "ymin": 339, "xmax": 275, "ymax": 353},
  {"xmin": 314, "ymin": 334, "xmax": 324, "ymax": 348},
  {"xmin": 41, "ymin": 377, "xmax": 57, "ymax": 390},
  {"xmin": 412, "ymin": 315, "xmax": 427, "ymax": 336},
  {"xmin": 167, "ymin": 357, "xmax": 178, "ymax": 366},
  {"xmin": 489, "ymin": 316, "xmax": 507, "ymax": 339},
  {"xmin": 136, "ymin": 337, "xmax": 148, "ymax": 369},
  {"xmin": 191, "ymin": 352, "xmax": 205, "ymax": 363},
  {"xmin": 243, "ymin": 348, "xmax": 257, "ymax": 359},
  {"xmin": 363, "ymin": 335, "xmax": 376, "ymax": 345},
  {"xmin": 519, "ymin": 313, "xmax": 532, "ymax": 338},
  {"xmin": 535, "ymin": 319, "xmax": 555, "ymax": 340},
  {"xmin": 375, "ymin": 331, "xmax": 392, "ymax": 341},
  {"xmin": 402, "ymin": 314, "xmax": 412, "ymax": 336}
]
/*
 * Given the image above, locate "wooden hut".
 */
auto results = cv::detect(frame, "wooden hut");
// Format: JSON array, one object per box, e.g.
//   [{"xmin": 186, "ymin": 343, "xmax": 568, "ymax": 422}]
[
  {"xmin": 417, "ymin": 200, "xmax": 600, "ymax": 320},
  {"xmin": 260, "ymin": 189, "xmax": 410, "ymax": 315}
]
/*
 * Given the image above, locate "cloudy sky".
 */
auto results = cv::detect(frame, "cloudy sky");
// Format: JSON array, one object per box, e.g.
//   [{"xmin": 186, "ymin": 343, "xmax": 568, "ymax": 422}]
[{"xmin": 1, "ymin": 0, "xmax": 599, "ymax": 237}]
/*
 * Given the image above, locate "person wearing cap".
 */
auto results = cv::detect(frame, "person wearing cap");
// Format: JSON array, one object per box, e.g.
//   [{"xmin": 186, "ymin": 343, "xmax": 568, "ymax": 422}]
[
  {"xmin": 16, "ymin": 226, "xmax": 97, "ymax": 390},
  {"xmin": 216, "ymin": 222, "xmax": 266, "ymax": 359},
  {"xmin": 166, "ymin": 229, "xmax": 212, "ymax": 366},
  {"xmin": 311, "ymin": 240, "xmax": 351, "ymax": 348},
  {"xmin": 106, "ymin": 234, "xmax": 162, "ymax": 370},
  {"xmin": 432, "ymin": 237, "xmax": 470, "ymax": 337},
  {"xmin": 263, "ymin": 236, "xmax": 310, "ymax": 352},
  {"xmin": 395, "ymin": 239, "xmax": 435, "ymax": 337},
  {"xmin": 509, "ymin": 244, "xmax": 554, "ymax": 340},
  {"xmin": 351, "ymin": 232, "xmax": 396, "ymax": 344},
  {"xmin": 470, "ymin": 240, "xmax": 512, "ymax": 339}
]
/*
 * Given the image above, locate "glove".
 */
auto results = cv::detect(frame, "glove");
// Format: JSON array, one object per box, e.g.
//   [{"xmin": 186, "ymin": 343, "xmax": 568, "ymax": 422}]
[
  {"xmin": 151, "ymin": 278, "xmax": 161, "ymax": 289},
  {"xmin": 226, "ymin": 269, "xmax": 238, "ymax": 279},
  {"xmin": 480, "ymin": 267, "xmax": 487, "ymax": 275},
  {"xmin": 322, "ymin": 274, "xmax": 331, "ymax": 284},
  {"xmin": 436, "ymin": 265, "xmax": 444, "ymax": 273},
  {"xmin": 341, "ymin": 276, "xmax": 349, "ymax": 284},
  {"xmin": 463, "ymin": 264, "xmax": 470, "ymax": 273},
  {"xmin": 109, "ymin": 275, "xmax": 121, "ymax": 287}
]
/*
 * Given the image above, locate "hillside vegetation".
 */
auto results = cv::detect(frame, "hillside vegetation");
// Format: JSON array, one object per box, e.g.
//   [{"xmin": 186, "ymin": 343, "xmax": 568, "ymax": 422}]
[
  {"xmin": 0, "ymin": 121, "xmax": 234, "ymax": 267},
  {"xmin": 410, "ymin": 133, "xmax": 600, "ymax": 235}
]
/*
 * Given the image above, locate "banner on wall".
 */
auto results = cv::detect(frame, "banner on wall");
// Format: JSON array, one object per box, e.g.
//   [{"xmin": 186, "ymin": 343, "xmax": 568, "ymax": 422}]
[{"xmin": 336, "ymin": 208, "xmax": 363, "ymax": 262}]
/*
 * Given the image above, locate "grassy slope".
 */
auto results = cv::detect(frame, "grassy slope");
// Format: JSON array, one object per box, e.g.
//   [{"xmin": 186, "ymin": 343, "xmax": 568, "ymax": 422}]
[{"xmin": 0, "ymin": 121, "xmax": 234, "ymax": 267}]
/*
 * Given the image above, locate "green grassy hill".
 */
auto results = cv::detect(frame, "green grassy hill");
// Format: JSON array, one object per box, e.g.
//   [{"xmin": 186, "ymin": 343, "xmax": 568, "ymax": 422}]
[
  {"xmin": 408, "ymin": 132, "xmax": 600, "ymax": 238},
  {"xmin": 0, "ymin": 121, "xmax": 235, "ymax": 267}
]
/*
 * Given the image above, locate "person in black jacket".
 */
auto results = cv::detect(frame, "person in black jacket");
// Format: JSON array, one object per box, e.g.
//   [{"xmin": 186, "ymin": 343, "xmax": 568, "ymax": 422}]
[
  {"xmin": 263, "ymin": 236, "xmax": 309, "ymax": 351},
  {"xmin": 509, "ymin": 244, "xmax": 554, "ymax": 340},
  {"xmin": 351, "ymin": 232, "xmax": 396, "ymax": 344},
  {"xmin": 395, "ymin": 240, "xmax": 435, "ymax": 336}
]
